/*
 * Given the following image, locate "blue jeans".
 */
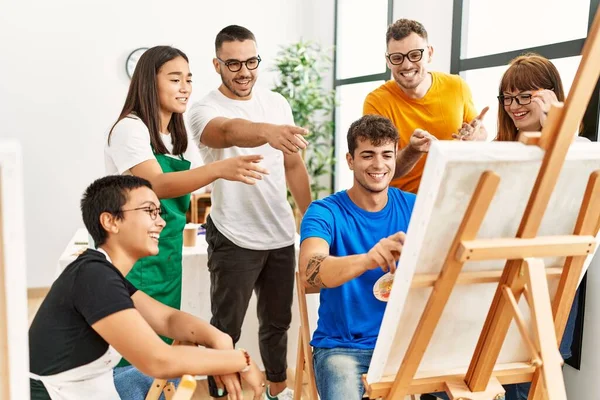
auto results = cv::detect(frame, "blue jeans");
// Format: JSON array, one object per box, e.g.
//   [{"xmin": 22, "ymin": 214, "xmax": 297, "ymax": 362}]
[
  {"xmin": 432, "ymin": 288, "xmax": 581, "ymax": 400},
  {"xmin": 313, "ymin": 347, "xmax": 373, "ymax": 400},
  {"xmin": 113, "ymin": 365, "xmax": 180, "ymax": 400}
]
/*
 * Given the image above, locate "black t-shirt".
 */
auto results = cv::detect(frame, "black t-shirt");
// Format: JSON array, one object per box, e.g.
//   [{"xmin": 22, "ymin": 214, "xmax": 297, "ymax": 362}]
[{"xmin": 29, "ymin": 249, "xmax": 138, "ymax": 399}]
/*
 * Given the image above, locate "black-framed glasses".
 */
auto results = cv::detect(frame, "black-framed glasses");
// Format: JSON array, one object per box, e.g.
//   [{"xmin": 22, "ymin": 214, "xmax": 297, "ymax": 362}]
[
  {"xmin": 216, "ymin": 55, "xmax": 262, "ymax": 72},
  {"xmin": 497, "ymin": 93, "xmax": 533, "ymax": 106},
  {"xmin": 121, "ymin": 206, "xmax": 163, "ymax": 220},
  {"xmin": 385, "ymin": 49, "xmax": 425, "ymax": 65}
]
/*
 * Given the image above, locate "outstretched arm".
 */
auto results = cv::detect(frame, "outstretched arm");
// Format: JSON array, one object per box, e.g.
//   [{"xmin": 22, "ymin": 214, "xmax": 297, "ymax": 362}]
[
  {"xmin": 198, "ymin": 117, "xmax": 309, "ymax": 155},
  {"xmin": 129, "ymin": 155, "xmax": 268, "ymax": 199},
  {"xmin": 299, "ymin": 232, "xmax": 406, "ymax": 289}
]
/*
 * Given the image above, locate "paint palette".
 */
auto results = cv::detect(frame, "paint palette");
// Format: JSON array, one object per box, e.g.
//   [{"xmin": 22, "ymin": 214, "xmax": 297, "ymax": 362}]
[{"xmin": 373, "ymin": 272, "xmax": 395, "ymax": 302}]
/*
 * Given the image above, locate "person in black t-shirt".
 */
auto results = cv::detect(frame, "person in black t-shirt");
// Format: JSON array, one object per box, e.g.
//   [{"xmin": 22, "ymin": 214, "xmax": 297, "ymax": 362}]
[{"xmin": 29, "ymin": 175, "xmax": 265, "ymax": 400}]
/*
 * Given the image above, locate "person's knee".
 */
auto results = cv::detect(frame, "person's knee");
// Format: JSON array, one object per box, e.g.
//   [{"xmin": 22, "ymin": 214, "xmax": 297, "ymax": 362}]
[
  {"xmin": 258, "ymin": 319, "xmax": 291, "ymax": 334},
  {"xmin": 315, "ymin": 352, "xmax": 363, "ymax": 399},
  {"xmin": 113, "ymin": 366, "xmax": 155, "ymax": 400}
]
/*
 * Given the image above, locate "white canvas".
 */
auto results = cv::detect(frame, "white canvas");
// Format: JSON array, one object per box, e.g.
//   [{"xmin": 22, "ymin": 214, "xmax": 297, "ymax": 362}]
[
  {"xmin": 367, "ymin": 141, "xmax": 600, "ymax": 385},
  {"xmin": 0, "ymin": 140, "xmax": 30, "ymax": 399}
]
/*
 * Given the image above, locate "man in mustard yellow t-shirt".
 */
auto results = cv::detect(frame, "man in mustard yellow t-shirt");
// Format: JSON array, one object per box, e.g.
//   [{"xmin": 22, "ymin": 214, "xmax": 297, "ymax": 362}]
[{"xmin": 364, "ymin": 19, "xmax": 488, "ymax": 193}]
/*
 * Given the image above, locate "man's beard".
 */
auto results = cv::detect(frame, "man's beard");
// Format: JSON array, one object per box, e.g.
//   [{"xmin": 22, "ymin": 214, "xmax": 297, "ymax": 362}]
[
  {"xmin": 394, "ymin": 70, "xmax": 423, "ymax": 90},
  {"xmin": 221, "ymin": 74, "xmax": 254, "ymax": 98}
]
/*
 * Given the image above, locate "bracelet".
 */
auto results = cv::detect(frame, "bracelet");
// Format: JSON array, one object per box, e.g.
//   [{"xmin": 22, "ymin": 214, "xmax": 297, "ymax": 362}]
[{"xmin": 238, "ymin": 348, "xmax": 251, "ymax": 373}]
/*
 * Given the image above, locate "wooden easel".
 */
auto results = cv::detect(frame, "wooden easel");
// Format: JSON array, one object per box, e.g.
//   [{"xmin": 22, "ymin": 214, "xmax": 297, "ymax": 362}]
[
  {"xmin": 0, "ymin": 170, "xmax": 9, "ymax": 400},
  {"xmin": 146, "ymin": 341, "xmax": 197, "ymax": 400},
  {"xmin": 363, "ymin": 8, "xmax": 600, "ymax": 400},
  {"xmin": 293, "ymin": 271, "xmax": 321, "ymax": 400}
]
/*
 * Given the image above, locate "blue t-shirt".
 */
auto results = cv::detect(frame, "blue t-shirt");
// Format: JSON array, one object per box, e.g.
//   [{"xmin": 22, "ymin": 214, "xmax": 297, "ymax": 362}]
[{"xmin": 300, "ymin": 188, "xmax": 416, "ymax": 349}]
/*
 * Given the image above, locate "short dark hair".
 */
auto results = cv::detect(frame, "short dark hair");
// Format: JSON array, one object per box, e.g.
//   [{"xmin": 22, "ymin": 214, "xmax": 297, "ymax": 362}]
[
  {"xmin": 386, "ymin": 19, "xmax": 428, "ymax": 44},
  {"xmin": 347, "ymin": 115, "xmax": 399, "ymax": 156},
  {"xmin": 81, "ymin": 175, "xmax": 153, "ymax": 247},
  {"xmin": 215, "ymin": 25, "xmax": 256, "ymax": 53}
]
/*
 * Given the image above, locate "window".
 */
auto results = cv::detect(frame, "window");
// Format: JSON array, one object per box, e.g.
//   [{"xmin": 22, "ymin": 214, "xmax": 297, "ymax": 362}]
[
  {"xmin": 334, "ymin": 0, "xmax": 393, "ymax": 190},
  {"xmin": 336, "ymin": 0, "xmax": 389, "ymax": 80},
  {"xmin": 334, "ymin": 80, "xmax": 385, "ymax": 190},
  {"xmin": 461, "ymin": 0, "xmax": 590, "ymax": 59}
]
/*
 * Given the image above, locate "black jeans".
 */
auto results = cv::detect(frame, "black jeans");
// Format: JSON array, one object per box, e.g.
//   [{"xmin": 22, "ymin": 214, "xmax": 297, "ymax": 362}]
[{"xmin": 205, "ymin": 216, "xmax": 295, "ymax": 382}]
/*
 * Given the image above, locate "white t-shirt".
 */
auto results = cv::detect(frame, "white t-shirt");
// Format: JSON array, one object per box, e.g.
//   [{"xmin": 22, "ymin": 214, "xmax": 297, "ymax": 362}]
[
  {"xmin": 188, "ymin": 87, "xmax": 296, "ymax": 250},
  {"xmin": 104, "ymin": 115, "xmax": 203, "ymax": 176}
]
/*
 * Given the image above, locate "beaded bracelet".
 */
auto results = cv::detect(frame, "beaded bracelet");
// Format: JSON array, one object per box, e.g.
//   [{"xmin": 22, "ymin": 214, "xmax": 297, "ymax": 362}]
[{"xmin": 238, "ymin": 348, "xmax": 251, "ymax": 373}]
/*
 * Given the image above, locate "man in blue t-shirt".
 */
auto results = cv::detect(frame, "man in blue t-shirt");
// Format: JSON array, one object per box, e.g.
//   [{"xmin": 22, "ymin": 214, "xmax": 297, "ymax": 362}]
[{"xmin": 299, "ymin": 114, "xmax": 417, "ymax": 400}]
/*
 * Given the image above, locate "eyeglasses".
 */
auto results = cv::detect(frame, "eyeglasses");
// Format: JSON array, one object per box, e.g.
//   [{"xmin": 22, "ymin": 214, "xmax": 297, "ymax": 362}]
[
  {"xmin": 498, "ymin": 88, "xmax": 555, "ymax": 107},
  {"xmin": 497, "ymin": 93, "xmax": 534, "ymax": 106},
  {"xmin": 121, "ymin": 206, "xmax": 163, "ymax": 220},
  {"xmin": 385, "ymin": 49, "xmax": 425, "ymax": 65},
  {"xmin": 216, "ymin": 55, "xmax": 262, "ymax": 72}
]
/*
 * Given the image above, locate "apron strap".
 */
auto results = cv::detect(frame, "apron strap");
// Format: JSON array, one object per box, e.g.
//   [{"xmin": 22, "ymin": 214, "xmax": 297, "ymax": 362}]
[{"xmin": 29, "ymin": 372, "xmax": 43, "ymax": 381}]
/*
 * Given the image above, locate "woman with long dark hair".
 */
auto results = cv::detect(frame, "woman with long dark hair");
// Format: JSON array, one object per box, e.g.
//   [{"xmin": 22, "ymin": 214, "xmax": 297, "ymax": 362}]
[
  {"xmin": 105, "ymin": 45, "xmax": 267, "ymax": 397},
  {"xmin": 106, "ymin": 45, "xmax": 266, "ymax": 310}
]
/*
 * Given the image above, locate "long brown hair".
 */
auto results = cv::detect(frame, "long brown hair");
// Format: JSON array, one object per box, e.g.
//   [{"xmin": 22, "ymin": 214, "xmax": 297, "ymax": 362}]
[
  {"xmin": 108, "ymin": 46, "xmax": 189, "ymax": 155},
  {"xmin": 497, "ymin": 53, "xmax": 565, "ymax": 141}
]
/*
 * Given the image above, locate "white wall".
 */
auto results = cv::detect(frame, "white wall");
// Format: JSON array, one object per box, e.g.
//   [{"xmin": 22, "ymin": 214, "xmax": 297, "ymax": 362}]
[
  {"xmin": 393, "ymin": 0, "xmax": 454, "ymax": 73},
  {"xmin": 0, "ymin": 0, "xmax": 334, "ymax": 288}
]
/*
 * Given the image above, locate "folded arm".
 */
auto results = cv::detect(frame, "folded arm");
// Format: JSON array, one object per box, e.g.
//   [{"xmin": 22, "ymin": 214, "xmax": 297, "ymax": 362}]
[{"xmin": 92, "ymin": 306, "xmax": 246, "ymax": 380}]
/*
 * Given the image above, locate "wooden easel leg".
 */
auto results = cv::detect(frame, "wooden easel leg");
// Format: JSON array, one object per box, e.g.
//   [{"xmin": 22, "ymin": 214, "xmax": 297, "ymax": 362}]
[
  {"xmin": 303, "ymin": 331, "xmax": 319, "ymax": 400},
  {"xmin": 466, "ymin": 258, "xmax": 527, "ymax": 391},
  {"xmin": 553, "ymin": 171, "xmax": 600, "ymax": 338},
  {"xmin": 0, "ymin": 173, "xmax": 9, "ymax": 400},
  {"xmin": 523, "ymin": 259, "xmax": 566, "ymax": 400},
  {"xmin": 445, "ymin": 377, "xmax": 505, "ymax": 400},
  {"xmin": 163, "ymin": 381, "xmax": 176, "ymax": 400},
  {"xmin": 145, "ymin": 379, "xmax": 168, "ymax": 400},
  {"xmin": 172, "ymin": 375, "xmax": 197, "ymax": 400},
  {"xmin": 387, "ymin": 171, "xmax": 501, "ymax": 399},
  {"xmin": 294, "ymin": 327, "xmax": 304, "ymax": 399},
  {"xmin": 529, "ymin": 170, "xmax": 600, "ymax": 399}
]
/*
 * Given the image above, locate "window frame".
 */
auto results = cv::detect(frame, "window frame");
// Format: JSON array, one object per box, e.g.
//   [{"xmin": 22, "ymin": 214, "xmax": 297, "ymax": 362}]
[{"xmin": 332, "ymin": 0, "xmax": 394, "ymax": 190}]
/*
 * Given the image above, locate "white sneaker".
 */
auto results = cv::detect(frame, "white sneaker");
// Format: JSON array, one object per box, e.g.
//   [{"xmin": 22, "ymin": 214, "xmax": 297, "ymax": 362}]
[{"xmin": 264, "ymin": 386, "xmax": 294, "ymax": 400}]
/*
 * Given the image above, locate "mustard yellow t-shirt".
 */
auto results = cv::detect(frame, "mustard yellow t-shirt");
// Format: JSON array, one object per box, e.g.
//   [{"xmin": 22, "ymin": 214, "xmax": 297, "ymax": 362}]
[{"xmin": 363, "ymin": 72, "xmax": 477, "ymax": 193}]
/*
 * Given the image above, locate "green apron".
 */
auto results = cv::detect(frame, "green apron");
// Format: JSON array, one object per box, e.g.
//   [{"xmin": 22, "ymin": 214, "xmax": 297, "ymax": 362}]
[{"xmin": 117, "ymin": 151, "xmax": 191, "ymax": 367}]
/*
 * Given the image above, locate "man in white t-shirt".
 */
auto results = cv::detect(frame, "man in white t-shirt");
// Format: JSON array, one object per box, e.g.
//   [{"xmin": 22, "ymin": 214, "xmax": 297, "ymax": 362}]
[{"xmin": 188, "ymin": 25, "xmax": 311, "ymax": 400}]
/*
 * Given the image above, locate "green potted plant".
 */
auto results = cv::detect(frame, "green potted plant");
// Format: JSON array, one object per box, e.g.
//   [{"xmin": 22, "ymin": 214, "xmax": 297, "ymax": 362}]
[{"xmin": 272, "ymin": 40, "xmax": 336, "ymax": 210}]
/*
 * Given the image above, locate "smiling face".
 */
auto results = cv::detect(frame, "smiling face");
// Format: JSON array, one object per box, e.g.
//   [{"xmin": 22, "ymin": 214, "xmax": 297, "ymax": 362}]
[
  {"xmin": 347, "ymin": 138, "xmax": 396, "ymax": 194},
  {"xmin": 156, "ymin": 56, "xmax": 192, "ymax": 117},
  {"xmin": 496, "ymin": 54, "xmax": 565, "ymax": 141},
  {"xmin": 214, "ymin": 40, "xmax": 259, "ymax": 100},
  {"xmin": 502, "ymin": 90, "xmax": 542, "ymax": 132},
  {"xmin": 386, "ymin": 32, "xmax": 432, "ymax": 91},
  {"xmin": 114, "ymin": 187, "xmax": 166, "ymax": 260}
]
